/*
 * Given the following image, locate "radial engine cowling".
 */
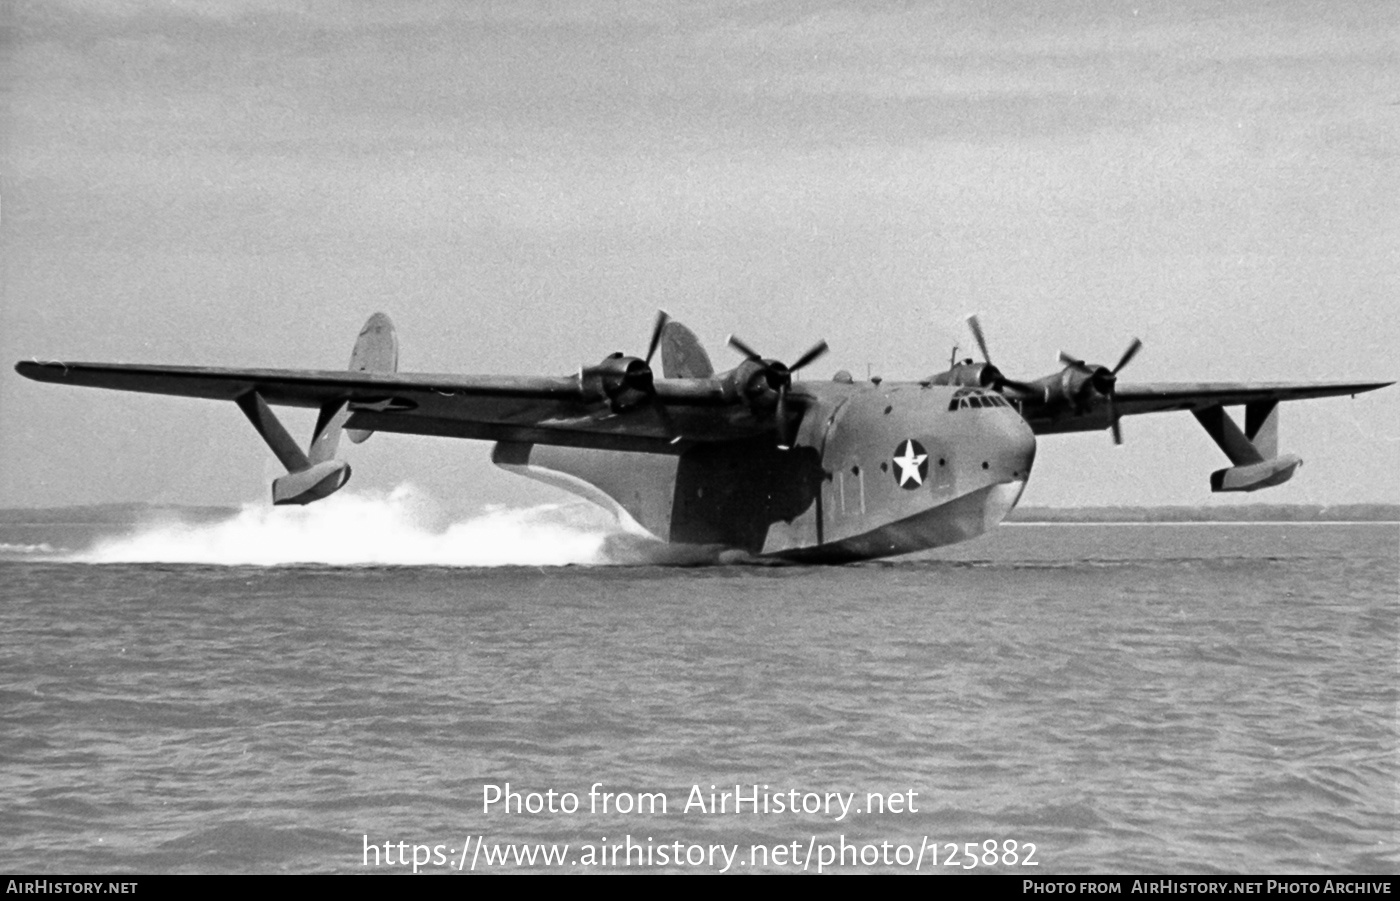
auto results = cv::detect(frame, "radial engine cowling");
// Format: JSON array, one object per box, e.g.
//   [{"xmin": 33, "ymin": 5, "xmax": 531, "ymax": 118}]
[
  {"xmin": 723, "ymin": 357, "xmax": 791, "ymax": 412},
  {"xmin": 578, "ymin": 353, "xmax": 654, "ymax": 411},
  {"xmin": 928, "ymin": 361, "xmax": 1004, "ymax": 390}
]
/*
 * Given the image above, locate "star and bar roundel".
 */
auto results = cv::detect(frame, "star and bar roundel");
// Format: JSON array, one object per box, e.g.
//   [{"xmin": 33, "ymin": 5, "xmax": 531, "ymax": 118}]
[{"xmin": 891, "ymin": 439, "xmax": 929, "ymax": 489}]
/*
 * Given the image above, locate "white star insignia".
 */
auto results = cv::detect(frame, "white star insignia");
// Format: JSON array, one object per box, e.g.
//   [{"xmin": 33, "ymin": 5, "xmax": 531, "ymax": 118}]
[{"xmin": 893, "ymin": 440, "xmax": 928, "ymax": 487}]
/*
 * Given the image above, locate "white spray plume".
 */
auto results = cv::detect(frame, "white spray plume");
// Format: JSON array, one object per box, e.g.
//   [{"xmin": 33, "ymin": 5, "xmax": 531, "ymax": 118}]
[{"xmin": 74, "ymin": 484, "xmax": 638, "ymax": 566}]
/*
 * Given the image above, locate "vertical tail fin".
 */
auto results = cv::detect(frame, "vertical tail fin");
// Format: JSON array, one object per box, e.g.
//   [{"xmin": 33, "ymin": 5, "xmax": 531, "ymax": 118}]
[
  {"xmin": 659, "ymin": 319, "xmax": 714, "ymax": 379},
  {"xmin": 345, "ymin": 312, "xmax": 398, "ymax": 444},
  {"xmin": 308, "ymin": 311, "xmax": 397, "ymax": 459}
]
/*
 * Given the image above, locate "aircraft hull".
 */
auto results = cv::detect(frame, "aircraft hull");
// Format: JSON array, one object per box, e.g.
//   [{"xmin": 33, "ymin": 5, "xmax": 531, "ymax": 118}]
[
  {"xmin": 776, "ymin": 481, "xmax": 1027, "ymax": 563},
  {"xmin": 493, "ymin": 383, "xmax": 1037, "ymax": 562}
]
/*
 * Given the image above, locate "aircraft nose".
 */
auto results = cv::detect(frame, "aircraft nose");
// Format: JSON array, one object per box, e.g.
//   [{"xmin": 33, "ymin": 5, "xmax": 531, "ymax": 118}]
[{"xmin": 977, "ymin": 409, "xmax": 1037, "ymax": 485}]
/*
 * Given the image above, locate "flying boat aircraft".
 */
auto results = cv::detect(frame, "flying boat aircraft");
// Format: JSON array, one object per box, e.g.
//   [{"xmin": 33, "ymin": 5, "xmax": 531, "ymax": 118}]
[{"xmin": 14, "ymin": 313, "xmax": 1390, "ymax": 562}]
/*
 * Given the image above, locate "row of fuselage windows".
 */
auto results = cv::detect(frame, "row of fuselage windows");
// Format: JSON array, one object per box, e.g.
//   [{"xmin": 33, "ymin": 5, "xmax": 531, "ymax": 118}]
[{"xmin": 949, "ymin": 389, "xmax": 1013, "ymax": 412}]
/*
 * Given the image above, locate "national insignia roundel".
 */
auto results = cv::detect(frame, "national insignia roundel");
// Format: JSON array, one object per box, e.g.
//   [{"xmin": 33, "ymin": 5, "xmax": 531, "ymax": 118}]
[{"xmin": 891, "ymin": 439, "xmax": 929, "ymax": 489}]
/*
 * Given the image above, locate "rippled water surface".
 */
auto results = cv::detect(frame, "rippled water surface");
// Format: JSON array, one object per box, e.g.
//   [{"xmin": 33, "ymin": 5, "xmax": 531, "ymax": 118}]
[{"xmin": 2, "ymin": 521, "xmax": 1395, "ymax": 874}]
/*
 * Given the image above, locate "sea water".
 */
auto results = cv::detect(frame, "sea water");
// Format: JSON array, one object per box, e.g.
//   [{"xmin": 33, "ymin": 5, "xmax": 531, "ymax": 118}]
[{"xmin": 0, "ymin": 496, "xmax": 1394, "ymax": 874}]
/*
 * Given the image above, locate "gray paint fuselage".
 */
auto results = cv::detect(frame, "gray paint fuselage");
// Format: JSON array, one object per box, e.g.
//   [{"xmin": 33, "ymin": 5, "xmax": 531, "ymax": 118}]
[{"xmin": 494, "ymin": 381, "xmax": 1037, "ymax": 562}]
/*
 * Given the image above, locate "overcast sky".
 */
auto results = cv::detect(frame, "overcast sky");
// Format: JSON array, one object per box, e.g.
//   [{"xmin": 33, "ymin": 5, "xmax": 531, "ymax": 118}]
[{"xmin": 2, "ymin": 0, "xmax": 1396, "ymax": 513}]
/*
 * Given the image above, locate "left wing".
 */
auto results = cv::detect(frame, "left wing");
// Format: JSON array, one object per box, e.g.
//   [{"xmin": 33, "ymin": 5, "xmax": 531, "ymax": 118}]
[
  {"xmin": 13, "ymin": 360, "xmax": 762, "ymax": 453},
  {"xmin": 13, "ymin": 311, "xmax": 834, "ymax": 503}
]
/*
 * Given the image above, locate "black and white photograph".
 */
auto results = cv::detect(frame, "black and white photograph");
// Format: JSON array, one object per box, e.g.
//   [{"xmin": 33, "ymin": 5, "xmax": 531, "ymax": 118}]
[{"xmin": 1, "ymin": 0, "xmax": 1396, "ymax": 877}]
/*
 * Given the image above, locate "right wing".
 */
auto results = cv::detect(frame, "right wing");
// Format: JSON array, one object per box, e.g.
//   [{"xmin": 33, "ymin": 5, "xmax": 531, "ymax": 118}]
[{"xmin": 1024, "ymin": 379, "xmax": 1392, "ymax": 435}]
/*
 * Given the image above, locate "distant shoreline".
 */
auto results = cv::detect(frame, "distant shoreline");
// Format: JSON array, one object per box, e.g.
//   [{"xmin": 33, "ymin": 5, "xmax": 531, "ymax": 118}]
[
  {"xmin": 1007, "ymin": 504, "xmax": 1400, "ymax": 523},
  {"xmin": 0, "ymin": 503, "xmax": 240, "ymax": 526},
  {"xmin": 0, "ymin": 501, "xmax": 1397, "ymax": 525}
]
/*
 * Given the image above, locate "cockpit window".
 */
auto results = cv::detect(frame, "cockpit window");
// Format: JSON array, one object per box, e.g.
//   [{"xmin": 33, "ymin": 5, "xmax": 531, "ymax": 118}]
[{"xmin": 948, "ymin": 388, "xmax": 1010, "ymax": 411}]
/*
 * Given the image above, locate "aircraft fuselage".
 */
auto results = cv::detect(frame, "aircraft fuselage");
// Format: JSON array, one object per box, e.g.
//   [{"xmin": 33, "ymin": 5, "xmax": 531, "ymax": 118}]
[{"xmin": 493, "ymin": 380, "xmax": 1037, "ymax": 562}]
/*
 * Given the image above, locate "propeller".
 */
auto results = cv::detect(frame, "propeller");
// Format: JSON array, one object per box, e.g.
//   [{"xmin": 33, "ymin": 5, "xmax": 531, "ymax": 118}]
[
  {"xmin": 726, "ymin": 334, "xmax": 829, "ymax": 449},
  {"xmin": 1058, "ymin": 337, "xmax": 1142, "ymax": 444},
  {"xmin": 643, "ymin": 309, "xmax": 669, "ymax": 370},
  {"xmin": 964, "ymin": 314, "xmax": 1043, "ymax": 398},
  {"xmin": 640, "ymin": 309, "xmax": 678, "ymax": 440}
]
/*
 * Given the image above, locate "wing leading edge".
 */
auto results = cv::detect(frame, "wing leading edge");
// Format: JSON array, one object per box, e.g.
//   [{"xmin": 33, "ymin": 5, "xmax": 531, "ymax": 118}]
[
  {"xmin": 16, "ymin": 328, "xmax": 1392, "ymax": 503},
  {"xmin": 1024, "ymin": 380, "xmax": 1392, "ymax": 435},
  {"xmin": 13, "ymin": 360, "xmax": 765, "ymax": 453}
]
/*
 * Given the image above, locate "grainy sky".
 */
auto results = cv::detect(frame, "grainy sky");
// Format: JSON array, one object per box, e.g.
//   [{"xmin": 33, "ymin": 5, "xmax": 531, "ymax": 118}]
[{"xmin": 2, "ymin": 0, "xmax": 1396, "ymax": 512}]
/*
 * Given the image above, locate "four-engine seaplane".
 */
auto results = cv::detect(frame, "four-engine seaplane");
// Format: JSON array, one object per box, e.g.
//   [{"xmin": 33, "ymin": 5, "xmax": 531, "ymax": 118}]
[{"xmin": 14, "ymin": 313, "xmax": 1391, "ymax": 562}]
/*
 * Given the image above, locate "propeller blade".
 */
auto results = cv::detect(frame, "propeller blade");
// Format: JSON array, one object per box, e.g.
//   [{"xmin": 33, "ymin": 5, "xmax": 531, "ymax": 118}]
[
  {"xmin": 775, "ymin": 384, "xmax": 792, "ymax": 450},
  {"xmin": 1108, "ymin": 393, "xmax": 1123, "ymax": 445},
  {"xmin": 1112, "ymin": 338, "xmax": 1142, "ymax": 375},
  {"xmin": 789, "ymin": 340, "xmax": 829, "ymax": 373},
  {"xmin": 727, "ymin": 334, "xmax": 763, "ymax": 362},
  {"xmin": 1059, "ymin": 350, "xmax": 1094, "ymax": 374},
  {"xmin": 967, "ymin": 314, "xmax": 992, "ymax": 363},
  {"xmin": 644, "ymin": 309, "xmax": 670, "ymax": 366}
]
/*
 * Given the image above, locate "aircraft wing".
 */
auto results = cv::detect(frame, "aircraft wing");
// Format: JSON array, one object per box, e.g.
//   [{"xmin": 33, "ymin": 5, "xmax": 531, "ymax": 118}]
[
  {"xmin": 13, "ymin": 360, "xmax": 759, "ymax": 452},
  {"xmin": 1024, "ymin": 379, "xmax": 1391, "ymax": 434}
]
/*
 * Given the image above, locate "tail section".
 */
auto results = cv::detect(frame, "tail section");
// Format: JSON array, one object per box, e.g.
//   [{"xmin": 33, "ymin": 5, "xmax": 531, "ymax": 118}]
[
  {"xmin": 659, "ymin": 319, "xmax": 714, "ymax": 379},
  {"xmin": 238, "ymin": 312, "xmax": 395, "ymax": 505},
  {"xmin": 345, "ymin": 312, "xmax": 399, "ymax": 443}
]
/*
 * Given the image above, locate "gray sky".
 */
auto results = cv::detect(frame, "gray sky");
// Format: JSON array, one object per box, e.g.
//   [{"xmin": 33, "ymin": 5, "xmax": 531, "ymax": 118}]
[{"xmin": 2, "ymin": 0, "xmax": 1396, "ymax": 512}]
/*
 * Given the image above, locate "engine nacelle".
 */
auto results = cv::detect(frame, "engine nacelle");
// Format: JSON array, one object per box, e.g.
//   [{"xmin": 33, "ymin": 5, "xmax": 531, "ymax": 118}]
[
  {"xmin": 723, "ymin": 357, "xmax": 790, "ymax": 412},
  {"xmin": 928, "ymin": 360, "xmax": 1003, "ymax": 389},
  {"xmin": 578, "ymin": 353, "xmax": 654, "ymax": 411},
  {"xmin": 1038, "ymin": 364, "xmax": 1112, "ymax": 408}
]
